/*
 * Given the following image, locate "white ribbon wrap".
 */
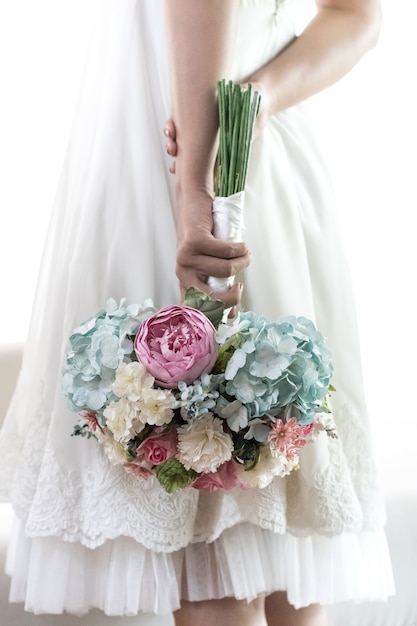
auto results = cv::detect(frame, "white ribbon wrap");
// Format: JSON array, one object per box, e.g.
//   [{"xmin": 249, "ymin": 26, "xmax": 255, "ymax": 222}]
[{"xmin": 207, "ymin": 191, "xmax": 245, "ymax": 293}]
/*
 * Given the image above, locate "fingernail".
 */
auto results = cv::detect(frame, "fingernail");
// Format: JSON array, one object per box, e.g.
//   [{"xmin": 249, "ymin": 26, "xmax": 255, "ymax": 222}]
[{"xmin": 163, "ymin": 128, "xmax": 170, "ymax": 137}]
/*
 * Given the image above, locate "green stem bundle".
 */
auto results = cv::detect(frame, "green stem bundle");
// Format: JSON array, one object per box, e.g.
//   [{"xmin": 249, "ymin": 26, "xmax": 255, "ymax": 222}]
[{"xmin": 215, "ymin": 79, "xmax": 261, "ymax": 197}]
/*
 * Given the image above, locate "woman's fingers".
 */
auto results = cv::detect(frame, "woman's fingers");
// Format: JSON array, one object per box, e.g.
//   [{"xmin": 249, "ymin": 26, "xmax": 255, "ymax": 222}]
[
  {"xmin": 177, "ymin": 250, "xmax": 248, "ymax": 280},
  {"xmin": 164, "ymin": 118, "xmax": 178, "ymax": 169},
  {"xmin": 177, "ymin": 237, "xmax": 250, "ymax": 279},
  {"xmin": 178, "ymin": 227, "xmax": 249, "ymax": 260},
  {"xmin": 176, "ymin": 235, "xmax": 249, "ymax": 310},
  {"xmin": 164, "ymin": 118, "xmax": 178, "ymax": 173}
]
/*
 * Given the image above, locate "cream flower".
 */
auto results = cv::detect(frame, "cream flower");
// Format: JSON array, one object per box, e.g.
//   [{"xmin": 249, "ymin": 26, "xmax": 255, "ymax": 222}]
[
  {"xmin": 177, "ymin": 413, "xmax": 233, "ymax": 474},
  {"xmin": 237, "ymin": 447, "xmax": 279, "ymax": 489},
  {"xmin": 112, "ymin": 361, "xmax": 154, "ymax": 401},
  {"xmin": 102, "ymin": 438, "xmax": 133, "ymax": 466},
  {"xmin": 311, "ymin": 409, "xmax": 338, "ymax": 440},
  {"xmin": 137, "ymin": 387, "xmax": 177, "ymax": 426},
  {"xmin": 237, "ymin": 446, "xmax": 298, "ymax": 489},
  {"xmin": 103, "ymin": 396, "xmax": 144, "ymax": 443}
]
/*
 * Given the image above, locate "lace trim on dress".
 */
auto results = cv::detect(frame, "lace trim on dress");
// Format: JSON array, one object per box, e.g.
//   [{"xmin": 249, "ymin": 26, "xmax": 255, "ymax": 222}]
[{"xmin": 1, "ymin": 379, "xmax": 386, "ymax": 552}]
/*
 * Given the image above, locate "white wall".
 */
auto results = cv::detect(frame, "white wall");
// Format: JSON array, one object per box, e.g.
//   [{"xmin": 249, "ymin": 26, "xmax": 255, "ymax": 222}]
[{"xmin": 0, "ymin": 0, "xmax": 416, "ymax": 489}]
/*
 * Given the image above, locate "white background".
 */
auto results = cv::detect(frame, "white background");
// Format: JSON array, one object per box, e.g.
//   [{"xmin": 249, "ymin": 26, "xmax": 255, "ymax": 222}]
[{"xmin": 0, "ymin": 0, "xmax": 416, "ymax": 490}]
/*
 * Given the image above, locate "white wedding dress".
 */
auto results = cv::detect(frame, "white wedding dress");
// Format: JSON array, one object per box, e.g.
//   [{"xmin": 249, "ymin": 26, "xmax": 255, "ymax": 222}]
[{"xmin": 0, "ymin": 0, "xmax": 394, "ymax": 616}]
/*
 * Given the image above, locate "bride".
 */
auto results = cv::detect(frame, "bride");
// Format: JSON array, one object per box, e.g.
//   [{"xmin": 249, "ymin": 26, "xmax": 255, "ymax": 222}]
[{"xmin": 0, "ymin": 1, "xmax": 394, "ymax": 625}]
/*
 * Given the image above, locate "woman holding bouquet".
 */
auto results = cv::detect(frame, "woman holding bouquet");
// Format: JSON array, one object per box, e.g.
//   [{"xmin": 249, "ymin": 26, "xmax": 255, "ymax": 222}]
[{"xmin": 0, "ymin": 1, "xmax": 394, "ymax": 625}]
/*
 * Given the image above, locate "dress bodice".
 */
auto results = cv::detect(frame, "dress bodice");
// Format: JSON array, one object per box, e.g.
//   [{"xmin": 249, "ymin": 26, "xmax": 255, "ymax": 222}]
[{"xmin": 233, "ymin": 0, "xmax": 301, "ymax": 80}]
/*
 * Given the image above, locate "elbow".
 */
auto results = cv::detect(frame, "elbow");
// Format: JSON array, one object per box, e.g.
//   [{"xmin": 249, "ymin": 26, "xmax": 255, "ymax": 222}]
[
  {"xmin": 364, "ymin": 2, "xmax": 383, "ymax": 50},
  {"xmin": 318, "ymin": 0, "xmax": 383, "ymax": 52}
]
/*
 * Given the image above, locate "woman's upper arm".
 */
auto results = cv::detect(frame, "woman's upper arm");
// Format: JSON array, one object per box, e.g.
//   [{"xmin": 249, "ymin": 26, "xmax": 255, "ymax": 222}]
[{"xmin": 315, "ymin": 0, "xmax": 382, "ymax": 48}]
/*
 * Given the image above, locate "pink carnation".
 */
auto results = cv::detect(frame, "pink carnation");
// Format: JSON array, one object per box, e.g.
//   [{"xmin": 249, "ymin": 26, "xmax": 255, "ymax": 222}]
[
  {"xmin": 136, "ymin": 428, "xmax": 178, "ymax": 465},
  {"xmin": 134, "ymin": 305, "xmax": 218, "ymax": 388},
  {"xmin": 268, "ymin": 417, "xmax": 312, "ymax": 459},
  {"xmin": 192, "ymin": 459, "xmax": 240, "ymax": 492}
]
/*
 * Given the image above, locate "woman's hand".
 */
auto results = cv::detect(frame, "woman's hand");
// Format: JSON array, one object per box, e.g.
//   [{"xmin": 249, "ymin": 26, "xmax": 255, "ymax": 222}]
[
  {"xmin": 164, "ymin": 122, "xmax": 250, "ymax": 309},
  {"xmin": 175, "ymin": 187, "xmax": 249, "ymax": 309}
]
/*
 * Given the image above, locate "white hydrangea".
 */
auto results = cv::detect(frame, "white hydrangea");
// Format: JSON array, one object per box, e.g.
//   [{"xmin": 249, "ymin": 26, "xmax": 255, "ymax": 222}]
[
  {"xmin": 137, "ymin": 387, "xmax": 177, "ymax": 426},
  {"xmin": 95, "ymin": 424, "xmax": 134, "ymax": 466},
  {"xmin": 101, "ymin": 437, "xmax": 132, "ymax": 466},
  {"xmin": 311, "ymin": 409, "xmax": 338, "ymax": 440},
  {"xmin": 103, "ymin": 396, "xmax": 144, "ymax": 443},
  {"xmin": 112, "ymin": 361, "xmax": 154, "ymax": 401}
]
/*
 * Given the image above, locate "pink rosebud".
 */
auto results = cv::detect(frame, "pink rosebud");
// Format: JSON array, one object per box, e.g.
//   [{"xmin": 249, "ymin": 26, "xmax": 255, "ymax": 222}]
[
  {"xmin": 123, "ymin": 462, "xmax": 153, "ymax": 480},
  {"xmin": 134, "ymin": 305, "xmax": 218, "ymax": 387},
  {"xmin": 192, "ymin": 459, "xmax": 240, "ymax": 492},
  {"xmin": 136, "ymin": 428, "xmax": 178, "ymax": 465}
]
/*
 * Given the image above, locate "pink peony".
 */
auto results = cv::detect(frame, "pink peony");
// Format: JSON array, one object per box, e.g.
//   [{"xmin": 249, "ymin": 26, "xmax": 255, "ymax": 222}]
[
  {"xmin": 134, "ymin": 305, "xmax": 218, "ymax": 387},
  {"xmin": 136, "ymin": 428, "xmax": 178, "ymax": 465},
  {"xmin": 192, "ymin": 459, "xmax": 240, "ymax": 492}
]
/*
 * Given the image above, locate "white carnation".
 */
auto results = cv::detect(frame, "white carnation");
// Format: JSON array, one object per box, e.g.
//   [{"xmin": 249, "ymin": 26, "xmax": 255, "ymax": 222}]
[{"xmin": 177, "ymin": 413, "xmax": 233, "ymax": 474}]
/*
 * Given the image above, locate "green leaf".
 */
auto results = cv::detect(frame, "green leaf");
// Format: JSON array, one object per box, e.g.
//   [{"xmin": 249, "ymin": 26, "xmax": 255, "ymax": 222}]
[
  {"xmin": 183, "ymin": 286, "xmax": 225, "ymax": 328},
  {"xmin": 155, "ymin": 459, "xmax": 199, "ymax": 494},
  {"xmin": 71, "ymin": 423, "xmax": 96, "ymax": 439},
  {"xmin": 212, "ymin": 332, "xmax": 243, "ymax": 373},
  {"xmin": 232, "ymin": 433, "xmax": 260, "ymax": 469}
]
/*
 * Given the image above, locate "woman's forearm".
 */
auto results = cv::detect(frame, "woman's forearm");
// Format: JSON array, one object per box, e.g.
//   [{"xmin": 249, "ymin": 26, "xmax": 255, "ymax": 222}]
[
  {"xmin": 249, "ymin": 0, "xmax": 382, "ymax": 116},
  {"xmin": 164, "ymin": 1, "xmax": 249, "ymax": 307},
  {"xmin": 165, "ymin": 0, "xmax": 239, "ymax": 194}
]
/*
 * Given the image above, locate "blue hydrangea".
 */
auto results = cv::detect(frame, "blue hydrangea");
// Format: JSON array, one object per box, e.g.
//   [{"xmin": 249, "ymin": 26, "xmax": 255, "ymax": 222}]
[
  {"xmin": 222, "ymin": 312, "xmax": 333, "ymax": 422},
  {"xmin": 62, "ymin": 298, "xmax": 155, "ymax": 412},
  {"xmin": 178, "ymin": 373, "xmax": 223, "ymax": 420}
]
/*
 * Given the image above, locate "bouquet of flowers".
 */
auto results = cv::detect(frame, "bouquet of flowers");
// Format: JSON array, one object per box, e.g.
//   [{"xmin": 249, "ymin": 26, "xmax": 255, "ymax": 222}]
[
  {"xmin": 62, "ymin": 292, "xmax": 335, "ymax": 493},
  {"xmin": 62, "ymin": 81, "xmax": 336, "ymax": 493}
]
